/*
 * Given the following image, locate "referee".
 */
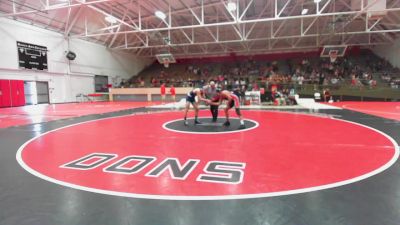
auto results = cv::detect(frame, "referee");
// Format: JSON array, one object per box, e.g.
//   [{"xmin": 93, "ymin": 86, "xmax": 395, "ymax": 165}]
[{"xmin": 203, "ymin": 81, "xmax": 219, "ymax": 122}]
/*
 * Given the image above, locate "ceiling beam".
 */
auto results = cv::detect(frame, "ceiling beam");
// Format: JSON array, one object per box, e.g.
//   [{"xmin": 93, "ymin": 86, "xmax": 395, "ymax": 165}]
[
  {"xmin": 239, "ymin": 0, "xmax": 254, "ymax": 20},
  {"xmin": 72, "ymin": 6, "xmax": 400, "ymax": 38},
  {"xmin": 0, "ymin": 0, "xmax": 115, "ymax": 18},
  {"xmin": 115, "ymin": 28, "xmax": 397, "ymax": 50},
  {"xmin": 64, "ymin": 5, "xmax": 84, "ymax": 37}
]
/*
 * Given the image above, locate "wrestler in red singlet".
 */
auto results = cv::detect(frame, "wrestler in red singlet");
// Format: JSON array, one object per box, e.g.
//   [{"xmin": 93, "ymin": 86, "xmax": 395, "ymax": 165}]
[{"xmin": 209, "ymin": 89, "xmax": 245, "ymax": 129}]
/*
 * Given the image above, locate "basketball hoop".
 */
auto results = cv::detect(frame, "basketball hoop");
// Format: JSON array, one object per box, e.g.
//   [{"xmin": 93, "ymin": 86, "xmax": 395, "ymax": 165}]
[
  {"xmin": 156, "ymin": 53, "xmax": 175, "ymax": 68},
  {"xmin": 329, "ymin": 50, "xmax": 338, "ymax": 63},
  {"xmin": 163, "ymin": 58, "xmax": 170, "ymax": 68},
  {"xmin": 321, "ymin": 45, "xmax": 346, "ymax": 63}
]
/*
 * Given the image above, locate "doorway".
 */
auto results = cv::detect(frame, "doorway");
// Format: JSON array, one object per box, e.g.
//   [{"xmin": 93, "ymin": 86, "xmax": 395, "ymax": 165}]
[{"xmin": 24, "ymin": 81, "xmax": 50, "ymax": 105}]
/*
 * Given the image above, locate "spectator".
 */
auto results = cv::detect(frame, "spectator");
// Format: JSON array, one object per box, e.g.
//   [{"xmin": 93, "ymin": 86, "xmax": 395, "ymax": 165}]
[
  {"xmin": 151, "ymin": 77, "xmax": 157, "ymax": 87},
  {"xmin": 119, "ymin": 79, "xmax": 126, "ymax": 88},
  {"xmin": 288, "ymin": 87, "xmax": 297, "ymax": 105},
  {"xmin": 274, "ymin": 90, "xmax": 286, "ymax": 105},
  {"xmin": 240, "ymin": 85, "xmax": 246, "ymax": 105},
  {"xmin": 160, "ymin": 82, "xmax": 166, "ymax": 102},
  {"xmin": 169, "ymin": 85, "xmax": 176, "ymax": 102},
  {"xmin": 252, "ymin": 82, "xmax": 259, "ymax": 91},
  {"xmin": 139, "ymin": 77, "xmax": 145, "ymax": 87},
  {"xmin": 130, "ymin": 53, "xmax": 398, "ymax": 99},
  {"xmin": 323, "ymin": 88, "xmax": 331, "ymax": 102},
  {"xmin": 319, "ymin": 73, "xmax": 325, "ymax": 85},
  {"xmin": 369, "ymin": 79, "xmax": 377, "ymax": 89},
  {"xmin": 297, "ymin": 74, "xmax": 304, "ymax": 89},
  {"xmin": 351, "ymin": 74, "xmax": 357, "ymax": 87}
]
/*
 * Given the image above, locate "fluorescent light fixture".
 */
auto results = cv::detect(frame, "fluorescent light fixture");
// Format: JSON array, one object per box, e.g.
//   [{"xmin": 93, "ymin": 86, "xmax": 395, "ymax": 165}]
[
  {"xmin": 155, "ymin": 10, "xmax": 166, "ymax": 20},
  {"xmin": 227, "ymin": 2, "xmax": 237, "ymax": 11},
  {"xmin": 105, "ymin": 15, "xmax": 117, "ymax": 24},
  {"xmin": 301, "ymin": 8, "xmax": 308, "ymax": 15},
  {"xmin": 314, "ymin": 0, "xmax": 321, "ymax": 3}
]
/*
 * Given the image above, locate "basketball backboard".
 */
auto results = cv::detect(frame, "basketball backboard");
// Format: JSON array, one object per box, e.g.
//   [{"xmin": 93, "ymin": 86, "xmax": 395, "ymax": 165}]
[
  {"xmin": 320, "ymin": 45, "xmax": 347, "ymax": 63},
  {"xmin": 156, "ymin": 53, "xmax": 176, "ymax": 68},
  {"xmin": 320, "ymin": 45, "xmax": 347, "ymax": 57}
]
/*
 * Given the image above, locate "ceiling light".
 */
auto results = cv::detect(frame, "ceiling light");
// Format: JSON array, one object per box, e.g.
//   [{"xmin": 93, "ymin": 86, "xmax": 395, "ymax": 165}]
[
  {"xmin": 155, "ymin": 10, "xmax": 166, "ymax": 20},
  {"xmin": 301, "ymin": 8, "xmax": 308, "ymax": 15},
  {"xmin": 227, "ymin": 2, "xmax": 237, "ymax": 11},
  {"xmin": 105, "ymin": 15, "xmax": 117, "ymax": 24},
  {"xmin": 314, "ymin": 0, "xmax": 321, "ymax": 3}
]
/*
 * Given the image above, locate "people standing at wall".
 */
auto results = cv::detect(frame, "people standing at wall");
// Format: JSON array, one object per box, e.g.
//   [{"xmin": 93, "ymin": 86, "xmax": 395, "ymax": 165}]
[
  {"xmin": 160, "ymin": 82, "xmax": 166, "ymax": 102},
  {"xmin": 169, "ymin": 85, "xmax": 176, "ymax": 102}
]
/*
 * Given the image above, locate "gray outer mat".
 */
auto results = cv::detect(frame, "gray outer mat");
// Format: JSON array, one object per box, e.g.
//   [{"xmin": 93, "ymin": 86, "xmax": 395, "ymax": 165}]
[{"xmin": 0, "ymin": 108, "xmax": 399, "ymax": 225}]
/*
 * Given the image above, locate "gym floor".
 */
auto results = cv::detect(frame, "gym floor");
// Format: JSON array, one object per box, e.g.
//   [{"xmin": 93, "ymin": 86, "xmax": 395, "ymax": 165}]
[{"xmin": 0, "ymin": 101, "xmax": 399, "ymax": 225}]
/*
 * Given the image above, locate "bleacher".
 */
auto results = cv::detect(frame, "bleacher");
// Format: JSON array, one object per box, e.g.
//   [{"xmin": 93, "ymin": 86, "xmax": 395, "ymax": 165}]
[{"xmin": 120, "ymin": 49, "xmax": 399, "ymax": 102}]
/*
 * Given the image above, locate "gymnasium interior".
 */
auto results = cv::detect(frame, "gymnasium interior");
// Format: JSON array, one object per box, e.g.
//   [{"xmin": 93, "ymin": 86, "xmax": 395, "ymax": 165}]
[{"xmin": 0, "ymin": 0, "xmax": 400, "ymax": 224}]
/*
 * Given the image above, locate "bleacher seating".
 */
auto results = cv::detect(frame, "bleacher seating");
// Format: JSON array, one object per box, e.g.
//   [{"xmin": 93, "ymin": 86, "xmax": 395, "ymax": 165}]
[{"xmin": 117, "ymin": 49, "xmax": 399, "ymax": 103}]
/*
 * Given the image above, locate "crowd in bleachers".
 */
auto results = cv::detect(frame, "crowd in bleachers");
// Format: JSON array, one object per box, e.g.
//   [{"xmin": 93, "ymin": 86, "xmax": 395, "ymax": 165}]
[
  {"xmin": 118, "ymin": 51, "xmax": 400, "ymax": 97},
  {"xmin": 380, "ymin": 73, "xmax": 400, "ymax": 89}
]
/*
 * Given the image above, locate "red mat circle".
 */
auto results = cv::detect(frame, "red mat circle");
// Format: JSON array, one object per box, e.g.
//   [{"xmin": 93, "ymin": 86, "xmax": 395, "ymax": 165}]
[{"xmin": 17, "ymin": 111, "xmax": 398, "ymax": 200}]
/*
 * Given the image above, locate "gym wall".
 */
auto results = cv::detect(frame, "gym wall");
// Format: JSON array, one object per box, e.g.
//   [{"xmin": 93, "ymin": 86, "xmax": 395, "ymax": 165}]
[{"xmin": 0, "ymin": 18, "xmax": 152, "ymax": 103}]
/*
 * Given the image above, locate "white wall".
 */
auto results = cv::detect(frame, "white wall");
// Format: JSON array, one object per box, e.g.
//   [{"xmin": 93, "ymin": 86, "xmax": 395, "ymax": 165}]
[
  {"xmin": 0, "ymin": 18, "xmax": 153, "ymax": 103},
  {"xmin": 371, "ymin": 39, "xmax": 400, "ymax": 69}
]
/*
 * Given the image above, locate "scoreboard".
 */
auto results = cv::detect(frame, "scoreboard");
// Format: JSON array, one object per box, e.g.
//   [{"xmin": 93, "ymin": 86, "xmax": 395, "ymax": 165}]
[{"xmin": 17, "ymin": 41, "xmax": 48, "ymax": 70}]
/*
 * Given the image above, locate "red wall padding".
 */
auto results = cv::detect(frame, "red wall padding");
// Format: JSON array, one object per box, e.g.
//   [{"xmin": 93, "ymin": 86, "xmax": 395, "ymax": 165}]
[
  {"xmin": 18, "ymin": 80, "xmax": 25, "ymax": 106},
  {"xmin": 0, "ymin": 80, "xmax": 12, "ymax": 108},
  {"xmin": 0, "ymin": 80, "xmax": 25, "ymax": 108},
  {"xmin": 10, "ymin": 80, "xmax": 19, "ymax": 107}
]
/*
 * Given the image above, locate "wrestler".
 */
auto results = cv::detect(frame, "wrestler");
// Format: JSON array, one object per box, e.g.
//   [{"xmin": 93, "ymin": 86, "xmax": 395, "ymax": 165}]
[
  {"xmin": 183, "ymin": 88, "xmax": 208, "ymax": 125},
  {"xmin": 208, "ymin": 89, "xmax": 245, "ymax": 129}
]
